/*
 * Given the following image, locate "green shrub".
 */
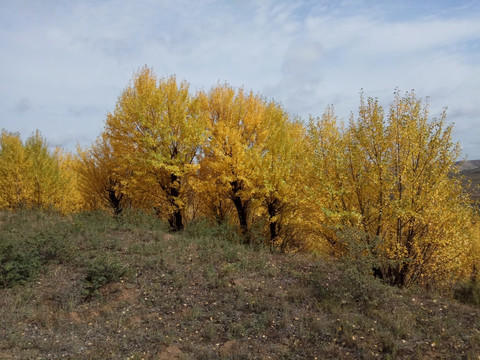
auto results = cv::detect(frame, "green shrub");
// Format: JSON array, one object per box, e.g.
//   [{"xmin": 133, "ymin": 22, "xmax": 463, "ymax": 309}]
[
  {"xmin": 33, "ymin": 230, "xmax": 74, "ymax": 263},
  {"xmin": 184, "ymin": 217, "xmax": 243, "ymax": 244},
  {"xmin": 72, "ymin": 210, "xmax": 117, "ymax": 230},
  {"xmin": 335, "ymin": 227, "xmax": 386, "ymax": 275},
  {"xmin": 339, "ymin": 263, "xmax": 391, "ymax": 309},
  {"xmin": 454, "ymin": 280, "xmax": 480, "ymax": 306},
  {"xmin": 313, "ymin": 260, "xmax": 393, "ymax": 312},
  {"xmin": 183, "ymin": 217, "xmax": 214, "ymax": 238},
  {"xmin": 0, "ymin": 209, "xmax": 76, "ymax": 287},
  {"xmin": 83, "ymin": 257, "xmax": 128, "ymax": 300},
  {"xmin": 0, "ymin": 240, "xmax": 41, "ymax": 288},
  {"xmin": 116, "ymin": 208, "xmax": 167, "ymax": 231}
]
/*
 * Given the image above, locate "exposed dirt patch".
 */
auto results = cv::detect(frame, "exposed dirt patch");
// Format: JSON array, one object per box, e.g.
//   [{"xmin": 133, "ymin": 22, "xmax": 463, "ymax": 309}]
[
  {"xmin": 162, "ymin": 233, "xmax": 175, "ymax": 242},
  {"xmin": 155, "ymin": 345, "xmax": 183, "ymax": 360},
  {"xmin": 99, "ymin": 282, "xmax": 138, "ymax": 304},
  {"xmin": 68, "ymin": 311, "xmax": 82, "ymax": 324},
  {"xmin": 219, "ymin": 339, "xmax": 241, "ymax": 356}
]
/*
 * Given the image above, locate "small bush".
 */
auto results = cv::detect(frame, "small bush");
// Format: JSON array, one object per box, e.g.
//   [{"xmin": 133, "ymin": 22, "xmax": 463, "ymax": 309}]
[
  {"xmin": 33, "ymin": 230, "xmax": 75, "ymax": 263},
  {"xmin": 183, "ymin": 217, "xmax": 215, "ymax": 238},
  {"xmin": 0, "ymin": 240, "xmax": 41, "ymax": 288},
  {"xmin": 0, "ymin": 210, "xmax": 77, "ymax": 287},
  {"xmin": 184, "ymin": 217, "xmax": 243, "ymax": 244},
  {"xmin": 83, "ymin": 257, "xmax": 128, "ymax": 300},
  {"xmin": 335, "ymin": 227, "xmax": 386, "ymax": 275},
  {"xmin": 72, "ymin": 210, "xmax": 117, "ymax": 231},
  {"xmin": 116, "ymin": 208, "xmax": 167, "ymax": 231},
  {"xmin": 313, "ymin": 260, "xmax": 393, "ymax": 312},
  {"xmin": 340, "ymin": 264, "xmax": 390, "ymax": 309},
  {"xmin": 454, "ymin": 280, "xmax": 480, "ymax": 306}
]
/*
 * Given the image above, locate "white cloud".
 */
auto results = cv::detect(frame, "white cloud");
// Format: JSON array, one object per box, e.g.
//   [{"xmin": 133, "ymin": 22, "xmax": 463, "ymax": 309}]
[{"xmin": 0, "ymin": 0, "xmax": 479, "ymax": 158}]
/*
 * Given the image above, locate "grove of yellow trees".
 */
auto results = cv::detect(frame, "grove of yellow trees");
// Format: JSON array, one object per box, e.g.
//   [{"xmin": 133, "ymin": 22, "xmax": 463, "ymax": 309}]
[
  {"xmin": 0, "ymin": 130, "xmax": 81, "ymax": 213},
  {"xmin": 1, "ymin": 67, "xmax": 479, "ymax": 288}
]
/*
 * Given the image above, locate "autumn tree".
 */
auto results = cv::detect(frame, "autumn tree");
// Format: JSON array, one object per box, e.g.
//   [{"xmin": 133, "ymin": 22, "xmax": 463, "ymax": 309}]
[
  {"xmin": 0, "ymin": 130, "xmax": 79, "ymax": 213},
  {"xmin": 380, "ymin": 91, "xmax": 473, "ymax": 286},
  {"xmin": 257, "ymin": 103, "xmax": 311, "ymax": 251},
  {"xmin": 55, "ymin": 149, "xmax": 84, "ymax": 214},
  {"xmin": 76, "ymin": 134, "xmax": 128, "ymax": 215},
  {"xmin": 305, "ymin": 106, "xmax": 352, "ymax": 255},
  {"xmin": 199, "ymin": 84, "xmax": 270, "ymax": 243},
  {"xmin": 0, "ymin": 131, "xmax": 32, "ymax": 209},
  {"xmin": 194, "ymin": 164, "xmax": 236, "ymax": 224},
  {"xmin": 309, "ymin": 91, "xmax": 476, "ymax": 286},
  {"xmin": 24, "ymin": 131, "xmax": 67, "ymax": 209},
  {"xmin": 104, "ymin": 67, "xmax": 207, "ymax": 230},
  {"xmin": 470, "ymin": 216, "xmax": 480, "ymax": 282}
]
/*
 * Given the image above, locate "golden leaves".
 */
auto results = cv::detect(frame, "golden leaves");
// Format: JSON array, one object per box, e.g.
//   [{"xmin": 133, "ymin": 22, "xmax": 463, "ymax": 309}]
[
  {"xmin": 0, "ymin": 130, "xmax": 78, "ymax": 213},
  {"xmin": 307, "ymin": 91, "xmax": 477, "ymax": 286},
  {"xmin": 1, "ymin": 67, "xmax": 477, "ymax": 287}
]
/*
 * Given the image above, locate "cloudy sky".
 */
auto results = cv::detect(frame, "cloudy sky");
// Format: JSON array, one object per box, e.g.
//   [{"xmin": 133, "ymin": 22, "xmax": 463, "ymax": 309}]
[{"xmin": 1, "ymin": 0, "xmax": 479, "ymax": 158}]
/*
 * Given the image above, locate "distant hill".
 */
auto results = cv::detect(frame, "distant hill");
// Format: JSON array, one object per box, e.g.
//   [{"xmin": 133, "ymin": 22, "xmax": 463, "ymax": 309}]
[
  {"xmin": 457, "ymin": 159, "xmax": 480, "ymax": 172},
  {"xmin": 457, "ymin": 159, "xmax": 480, "ymax": 204}
]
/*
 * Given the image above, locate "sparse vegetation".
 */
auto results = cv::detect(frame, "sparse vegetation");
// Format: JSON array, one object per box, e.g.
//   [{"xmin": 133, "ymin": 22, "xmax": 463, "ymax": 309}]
[
  {"xmin": 83, "ymin": 257, "xmax": 128, "ymax": 300},
  {"xmin": 0, "ymin": 210, "xmax": 479, "ymax": 359},
  {"xmin": 454, "ymin": 279, "xmax": 480, "ymax": 306}
]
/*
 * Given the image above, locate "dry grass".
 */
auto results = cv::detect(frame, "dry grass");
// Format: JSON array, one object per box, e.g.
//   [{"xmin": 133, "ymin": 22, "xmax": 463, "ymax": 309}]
[{"xmin": 0, "ymin": 210, "xmax": 479, "ymax": 359}]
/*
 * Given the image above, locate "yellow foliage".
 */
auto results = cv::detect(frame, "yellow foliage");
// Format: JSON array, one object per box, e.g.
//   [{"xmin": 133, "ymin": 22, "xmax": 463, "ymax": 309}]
[
  {"xmin": 1, "ymin": 68, "xmax": 476, "ymax": 289},
  {"xmin": 104, "ymin": 66, "xmax": 207, "ymax": 230},
  {"xmin": 198, "ymin": 84, "xmax": 269, "ymax": 242},
  {"xmin": 55, "ymin": 150, "xmax": 84, "ymax": 214},
  {"xmin": 308, "ymin": 92, "xmax": 477, "ymax": 286},
  {"xmin": 0, "ymin": 130, "xmax": 79, "ymax": 213},
  {"xmin": 306, "ymin": 106, "xmax": 351, "ymax": 254},
  {"xmin": 0, "ymin": 131, "xmax": 32, "ymax": 209},
  {"xmin": 76, "ymin": 134, "xmax": 129, "ymax": 215},
  {"xmin": 258, "ymin": 104, "xmax": 311, "ymax": 251}
]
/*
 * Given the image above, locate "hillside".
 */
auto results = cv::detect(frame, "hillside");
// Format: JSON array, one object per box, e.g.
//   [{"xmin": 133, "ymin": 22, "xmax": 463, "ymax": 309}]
[
  {"xmin": 458, "ymin": 159, "xmax": 480, "ymax": 204},
  {"xmin": 0, "ymin": 211, "xmax": 479, "ymax": 359}
]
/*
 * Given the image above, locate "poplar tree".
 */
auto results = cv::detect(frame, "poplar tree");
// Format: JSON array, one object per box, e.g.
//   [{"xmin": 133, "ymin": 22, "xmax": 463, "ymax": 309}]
[{"xmin": 104, "ymin": 67, "xmax": 207, "ymax": 230}]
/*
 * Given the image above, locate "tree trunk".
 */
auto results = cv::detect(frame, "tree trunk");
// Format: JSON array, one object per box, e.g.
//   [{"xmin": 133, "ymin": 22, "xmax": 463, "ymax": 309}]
[
  {"xmin": 233, "ymin": 195, "xmax": 249, "ymax": 243},
  {"xmin": 168, "ymin": 207, "xmax": 184, "ymax": 232},
  {"xmin": 230, "ymin": 180, "xmax": 250, "ymax": 244},
  {"xmin": 267, "ymin": 200, "xmax": 279, "ymax": 245},
  {"xmin": 386, "ymin": 261, "xmax": 409, "ymax": 287},
  {"xmin": 108, "ymin": 188, "xmax": 123, "ymax": 216},
  {"xmin": 166, "ymin": 173, "xmax": 184, "ymax": 231}
]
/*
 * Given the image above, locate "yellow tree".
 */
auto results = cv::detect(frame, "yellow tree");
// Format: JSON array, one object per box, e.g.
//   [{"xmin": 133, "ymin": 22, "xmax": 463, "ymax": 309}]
[
  {"xmin": 24, "ymin": 130, "xmax": 67, "ymax": 209},
  {"xmin": 471, "ymin": 216, "xmax": 480, "ymax": 282},
  {"xmin": 306, "ymin": 106, "xmax": 353, "ymax": 255},
  {"xmin": 0, "ymin": 130, "xmax": 80, "ymax": 213},
  {"xmin": 199, "ymin": 84, "xmax": 269, "ymax": 243},
  {"xmin": 381, "ymin": 91, "xmax": 473, "ymax": 286},
  {"xmin": 340, "ymin": 96, "xmax": 391, "ymax": 253},
  {"xmin": 104, "ymin": 67, "xmax": 207, "ymax": 230},
  {"xmin": 258, "ymin": 103, "xmax": 310, "ymax": 251},
  {"xmin": 194, "ymin": 163, "xmax": 235, "ymax": 224},
  {"xmin": 0, "ymin": 131, "xmax": 32, "ymax": 209},
  {"xmin": 316, "ymin": 91, "xmax": 476, "ymax": 286},
  {"xmin": 55, "ymin": 149, "xmax": 84, "ymax": 214},
  {"xmin": 76, "ymin": 134, "xmax": 129, "ymax": 215},
  {"xmin": 307, "ymin": 92, "xmax": 476, "ymax": 286}
]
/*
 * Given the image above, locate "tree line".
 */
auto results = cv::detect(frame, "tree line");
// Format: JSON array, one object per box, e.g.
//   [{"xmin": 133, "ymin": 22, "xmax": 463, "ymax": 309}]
[{"xmin": 1, "ymin": 66, "xmax": 479, "ymax": 287}]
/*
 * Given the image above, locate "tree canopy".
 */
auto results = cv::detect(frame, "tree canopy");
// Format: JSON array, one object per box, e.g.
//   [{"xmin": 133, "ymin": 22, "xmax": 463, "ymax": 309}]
[{"xmin": 1, "ymin": 67, "xmax": 478, "ymax": 288}]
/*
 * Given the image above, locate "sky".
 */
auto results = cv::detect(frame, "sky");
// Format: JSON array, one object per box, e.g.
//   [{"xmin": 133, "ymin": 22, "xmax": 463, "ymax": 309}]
[{"xmin": 1, "ymin": 0, "xmax": 479, "ymax": 159}]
